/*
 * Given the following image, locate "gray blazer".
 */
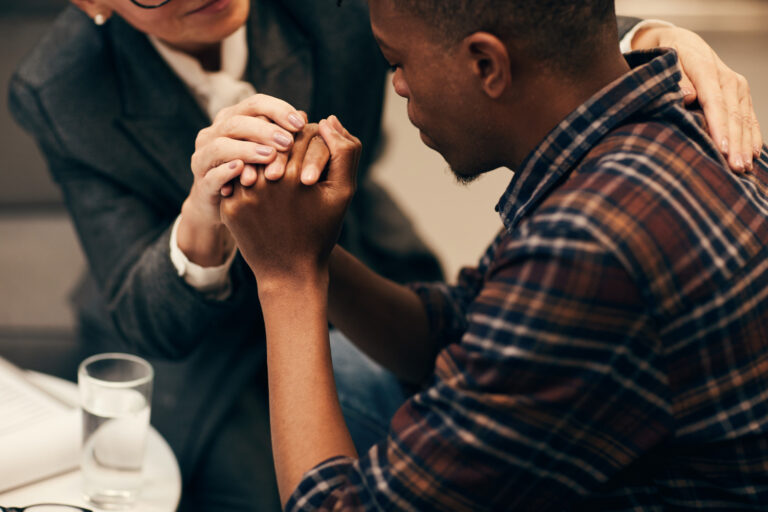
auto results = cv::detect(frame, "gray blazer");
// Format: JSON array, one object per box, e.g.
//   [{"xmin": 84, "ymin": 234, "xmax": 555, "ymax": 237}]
[{"xmin": 8, "ymin": 0, "xmax": 443, "ymax": 479}]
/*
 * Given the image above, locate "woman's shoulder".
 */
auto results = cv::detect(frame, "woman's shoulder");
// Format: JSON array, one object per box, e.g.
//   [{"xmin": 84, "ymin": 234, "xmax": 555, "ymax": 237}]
[{"xmin": 14, "ymin": 6, "xmax": 108, "ymax": 91}]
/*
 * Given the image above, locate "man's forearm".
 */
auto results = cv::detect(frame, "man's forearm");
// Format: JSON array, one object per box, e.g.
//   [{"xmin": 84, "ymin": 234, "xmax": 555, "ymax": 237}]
[
  {"xmin": 328, "ymin": 246, "xmax": 437, "ymax": 384},
  {"xmin": 258, "ymin": 274, "xmax": 357, "ymax": 506}
]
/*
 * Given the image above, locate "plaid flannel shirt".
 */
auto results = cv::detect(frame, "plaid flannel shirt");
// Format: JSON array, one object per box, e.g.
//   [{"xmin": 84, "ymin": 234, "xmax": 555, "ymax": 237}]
[{"xmin": 286, "ymin": 49, "xmax": 768, "ymax": 511}]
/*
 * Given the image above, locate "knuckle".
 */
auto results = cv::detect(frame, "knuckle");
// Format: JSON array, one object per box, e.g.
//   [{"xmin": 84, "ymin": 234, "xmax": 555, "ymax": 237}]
[
  {"xmin": 213, "ymin": 106, "xmax": 230, "ymax": 124},
  {"xmin": 214, "ymin": 135, "xmax": 230, "ymax": 149},
  {"xmin": 250, "ymin": 94, "xmax": 265, "ymax": 110},
  {"xmin": 223, "ymin": 115, "xmax": 241, "ymax": 135},
  {"xmin": 221, "ymin": 197, "xmax": 245, "ymax": 221},
  {"xmin": 195, "ymin": 128, "xmax": 209, "ymax": 148},
  {"xmin": 725, "ymin": 74, "xmax": 741, "ymax": 90},
  {"xmin": 190, "ymin": 152, "xmax": 201, "ymax": 172},
  {"xmin": 699, "ymin": 90, "xmax": 723, "ymax": 108},
  {"xmin": 304, "ymin": 122, "xmax": 320, "ymax": 136},
  {"xmin": 219, "ymin": 197, "xmax": 234, "ymax": 219}
]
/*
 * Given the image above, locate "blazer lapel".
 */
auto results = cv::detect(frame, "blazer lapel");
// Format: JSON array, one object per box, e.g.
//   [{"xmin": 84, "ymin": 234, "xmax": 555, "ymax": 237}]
[
  {"xmin": 110, "ymin": 17, "xmax": 208, "ymax": 201},
  {"xmin": 245, "ymin": 0, "xmax": 314, "ymax": 116}
]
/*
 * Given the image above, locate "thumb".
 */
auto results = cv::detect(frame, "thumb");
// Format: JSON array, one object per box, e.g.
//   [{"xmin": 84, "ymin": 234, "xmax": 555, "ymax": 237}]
[{"xmin": 318, "ymin": 116, "xmax": 361, "ymax": 188}]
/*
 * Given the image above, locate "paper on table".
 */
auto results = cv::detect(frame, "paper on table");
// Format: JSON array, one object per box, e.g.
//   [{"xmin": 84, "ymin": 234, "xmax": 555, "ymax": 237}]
[{"xmin": 0, "ymin": 357, "xmax": 80, "ymax": 493}]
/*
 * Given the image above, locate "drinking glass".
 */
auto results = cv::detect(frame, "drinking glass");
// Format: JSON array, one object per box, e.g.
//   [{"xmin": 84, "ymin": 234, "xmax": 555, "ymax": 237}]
[{"xmin": 78, "ymin": 354, "xmax": 153, "ymax": 509}]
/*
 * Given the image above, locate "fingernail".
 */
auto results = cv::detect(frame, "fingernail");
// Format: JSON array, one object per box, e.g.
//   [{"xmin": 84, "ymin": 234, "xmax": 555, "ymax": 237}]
[
  {"xmin": 302, "ymin": 167, "xmax": 318, "ymax": 184},
  {"xmin": 228, "ymin": 161, "xmax": 238, "ymax": 169},
  {"xmin": 680, "ymin": 87, "xmax": 694, "ymax": 97},
  {"xmin": 756, "ymin": 145, "xmax": 763, "ymax": 158},
  {"xmin": 257, "ymin": 146, "xmax": 274, "ymax": 156},
  {"xmin": 744, "ymin": 155, "xmax": 753, "ymax": 171},
  {"xmin": 288, "ymin": 113, "xmax": 305, "ymax": 130},
  {"xmin": 733, "ymin": 155, "xmax": 745, "ymax": 171},
  {"xmin": 273, "ymin": 132, "xmax": 292, "ymax": 147},
  {"xmin": 722, "ymin": 138, "xmax": 729, "ymax": 154}
]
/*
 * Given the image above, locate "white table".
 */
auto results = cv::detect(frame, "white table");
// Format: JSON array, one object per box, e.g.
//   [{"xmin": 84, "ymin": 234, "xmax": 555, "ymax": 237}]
[{"xmin": 0, "ymin": 372, "xmax": 181, "ymax": 512}]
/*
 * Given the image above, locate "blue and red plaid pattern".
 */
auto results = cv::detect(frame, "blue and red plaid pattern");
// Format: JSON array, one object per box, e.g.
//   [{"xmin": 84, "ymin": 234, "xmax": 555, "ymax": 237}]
[{"xmin": 286, "ymin": 49, "xmax": 768, "ymax": 511}]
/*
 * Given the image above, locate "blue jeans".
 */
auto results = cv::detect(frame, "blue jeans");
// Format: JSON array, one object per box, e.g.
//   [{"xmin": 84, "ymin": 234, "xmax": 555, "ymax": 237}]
[{"xmin": 330, "ymin": 329, "xmax": 412, "ymax": 455}]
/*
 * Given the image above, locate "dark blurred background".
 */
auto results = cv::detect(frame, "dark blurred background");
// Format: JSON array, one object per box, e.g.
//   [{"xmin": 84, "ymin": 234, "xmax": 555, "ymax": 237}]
[{"xmin": 1, "ymin": 0, "xmax": 767, "ymax": 378}]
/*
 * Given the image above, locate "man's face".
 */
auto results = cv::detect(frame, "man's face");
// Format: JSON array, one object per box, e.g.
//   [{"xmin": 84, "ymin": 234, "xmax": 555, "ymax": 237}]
[
  {"xmin": 92, "ymin": 0, "xmax": 250, "ymax": 50},
  {"xmin": 369, "ymin": 0, "xmax": 489, "ymax": 181}
]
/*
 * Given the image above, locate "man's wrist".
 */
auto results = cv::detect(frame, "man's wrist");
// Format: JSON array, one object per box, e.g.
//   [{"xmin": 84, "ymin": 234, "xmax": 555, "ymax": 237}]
[{"xmin": 257, "ymin": 267, "xmax": 330, "ymax": 303}]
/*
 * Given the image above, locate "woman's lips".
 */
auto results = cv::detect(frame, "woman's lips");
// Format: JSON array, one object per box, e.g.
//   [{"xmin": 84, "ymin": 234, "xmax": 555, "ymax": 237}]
[{"xmin": 186, "ymin": 0, "xmax": 232, "ymax": 16}]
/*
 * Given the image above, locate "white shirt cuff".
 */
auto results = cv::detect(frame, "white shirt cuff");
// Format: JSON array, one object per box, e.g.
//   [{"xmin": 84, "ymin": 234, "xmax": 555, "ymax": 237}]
[
  {"xmin": 169, "ymin": 215, "xmax": 237, "ymax": 300},
  {"xmin": 619, "ymin": 19, "xmax": 676, "ymax": 54}
]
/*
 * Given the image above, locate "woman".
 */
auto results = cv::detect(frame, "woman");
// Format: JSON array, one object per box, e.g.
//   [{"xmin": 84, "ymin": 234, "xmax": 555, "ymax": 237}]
[{"xmin": 8, "ymin": 0, "xmax": 760, "ymax": 509}]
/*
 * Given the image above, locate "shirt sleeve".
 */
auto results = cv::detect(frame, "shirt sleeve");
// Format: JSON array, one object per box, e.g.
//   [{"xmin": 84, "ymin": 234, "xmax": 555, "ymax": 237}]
[
  {"xmin": 169, "ymin": 214, "xmax": 237, "ymax": 300},
  {"xmin": 619, "ymin": 19, "xmax": 676, "ymax": 54},
  {"xmin": 408, "ymin": 228, "xmax": 507, "ymax": 351},
  {"xmin": 286, "ymin": 225, "xmax": 674, "ymax": 511}
]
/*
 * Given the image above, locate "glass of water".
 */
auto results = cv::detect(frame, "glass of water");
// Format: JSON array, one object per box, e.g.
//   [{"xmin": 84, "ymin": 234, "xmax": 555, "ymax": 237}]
[{"xmin": 78, "ymin": 353, "xmax": 153, "ymax": 509}]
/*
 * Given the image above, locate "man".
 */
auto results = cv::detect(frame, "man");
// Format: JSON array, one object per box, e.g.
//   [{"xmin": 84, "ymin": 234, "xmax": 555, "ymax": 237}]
[{"xmin": 220, "ymin": 0, "xmax": 768, "ymax": 510}]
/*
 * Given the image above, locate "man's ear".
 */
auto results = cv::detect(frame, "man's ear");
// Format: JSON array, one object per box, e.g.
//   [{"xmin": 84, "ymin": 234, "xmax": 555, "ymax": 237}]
[
  {"xmin": 70, "ymin": 0, "xmax": 113, "ymax": 22},
  {"xmin": 462, "ymin": 33, "xmax": 511, "ymax": 99}
]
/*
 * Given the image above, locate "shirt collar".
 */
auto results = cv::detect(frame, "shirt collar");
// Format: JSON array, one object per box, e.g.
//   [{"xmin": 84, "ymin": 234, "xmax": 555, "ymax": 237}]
[
  {"xmin": 148, "ymin": 25, "xmax": 249, "ymax": 116},
  {"xmin": 495, "ymin": 49, "xmax": 683, "ymax": 231}
]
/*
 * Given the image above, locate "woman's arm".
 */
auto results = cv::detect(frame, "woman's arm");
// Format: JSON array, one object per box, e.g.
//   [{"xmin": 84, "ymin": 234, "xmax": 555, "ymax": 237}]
[{"xmin": 7, "ymin": 75, "xmax": 262, "ymax": 359}]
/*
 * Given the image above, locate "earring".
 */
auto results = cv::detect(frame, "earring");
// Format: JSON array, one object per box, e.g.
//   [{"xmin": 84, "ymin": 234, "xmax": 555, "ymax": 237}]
[{"xmin": 94, "ymin": 13, "xmax": 106, "ymax": 26}]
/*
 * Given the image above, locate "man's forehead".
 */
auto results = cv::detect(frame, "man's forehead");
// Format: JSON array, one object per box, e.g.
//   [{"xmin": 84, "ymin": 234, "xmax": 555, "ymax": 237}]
[
  {"xmin": 368, "ymin": 0, "xmax": 401, "ymax": 44},
  {"xmin": 368, "ymin": 0, "xmax": 410, "ymax": 27},
  {"xmin": 368, "ymin": 0, "xmax": 424, "ymax": 43}
]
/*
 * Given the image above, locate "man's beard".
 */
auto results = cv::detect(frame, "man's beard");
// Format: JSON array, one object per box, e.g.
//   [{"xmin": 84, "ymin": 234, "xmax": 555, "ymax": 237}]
[
  {"xmin": 448, "ymin": 161, "xmax": 483, "ymax": 185},
  {"xmin": 452, "ymin": 171, "xmax": 480, "ymax": 185}
]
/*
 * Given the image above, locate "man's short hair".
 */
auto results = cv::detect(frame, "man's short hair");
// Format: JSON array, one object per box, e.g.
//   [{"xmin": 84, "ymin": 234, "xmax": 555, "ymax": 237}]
[{"xmin": 390, "ymin": 0, "xmax": 617, "ymax": 76}]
